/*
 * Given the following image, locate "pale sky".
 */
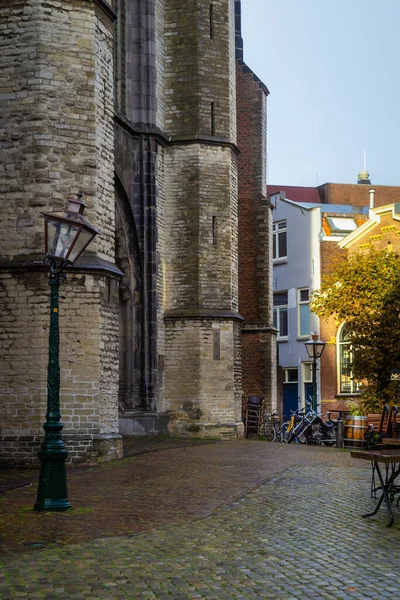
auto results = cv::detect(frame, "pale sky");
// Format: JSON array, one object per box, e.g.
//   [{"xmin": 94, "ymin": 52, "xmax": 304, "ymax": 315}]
[{"xmin": 241, "ymin": 0, "xmax": 400, "ymax": 187}]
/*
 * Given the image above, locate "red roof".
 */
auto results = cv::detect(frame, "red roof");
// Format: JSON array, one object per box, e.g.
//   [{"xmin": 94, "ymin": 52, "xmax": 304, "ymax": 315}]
[{"xmin": 267, "ymin": 185, "xmax": 321, "ymax": 204}]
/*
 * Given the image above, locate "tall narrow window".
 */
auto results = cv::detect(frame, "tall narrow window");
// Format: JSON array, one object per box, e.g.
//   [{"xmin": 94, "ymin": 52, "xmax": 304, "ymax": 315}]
[
  {"xmin": 273, "ymin": 291, "xmax": 288, "ymax": 340},
  {"xmin": 298, "ymin": 288, "xmax": 310, "ymax": 338},
  {"xmin": 211, "ymin": 102, "xmax": 215, "ymax": 135},
  {"xmin": 209, "ymin": 4, "xmax": 214, "ymax": 39},
  {"xmin": 338, "ymin": 323, "xmax": 362, "ymax": 394},
  {"xmin": 273, "ymin": 220, "xmax": 287, "ymax": 261}
]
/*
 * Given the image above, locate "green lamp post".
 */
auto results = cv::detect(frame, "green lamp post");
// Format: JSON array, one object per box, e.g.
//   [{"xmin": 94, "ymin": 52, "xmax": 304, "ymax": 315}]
[
  {"xmin": 304, "ymin": 334, "xmax": 326, "ymax": 413},
  {"xmin": 34, "ymin": 192, "xmax": 100, "ymax": 511}
]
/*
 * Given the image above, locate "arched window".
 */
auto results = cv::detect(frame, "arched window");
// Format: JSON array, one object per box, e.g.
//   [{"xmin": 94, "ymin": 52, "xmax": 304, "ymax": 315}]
[{"xmin": 338, "ymin": 323, "xmax": 362, "ymax": 394}]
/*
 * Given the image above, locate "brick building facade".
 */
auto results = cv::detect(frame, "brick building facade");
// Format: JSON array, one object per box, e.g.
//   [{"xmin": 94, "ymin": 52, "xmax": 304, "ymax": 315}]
[
  {"xmin": 320, "ymin": 189, "xmax": 400, "ymax": 413},
  {"xmin": 268, "ymin": 182, "xmax": 400, "ymax": 416},
  {"xmin": 0, "ymin": 0, "xmax": 274, "ymax": 465}
]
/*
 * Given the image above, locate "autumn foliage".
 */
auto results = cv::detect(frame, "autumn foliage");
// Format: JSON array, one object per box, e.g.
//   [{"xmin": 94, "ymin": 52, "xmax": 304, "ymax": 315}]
[{"xmin": 311, "ymin": 247, "xmax": 400, "ymax": 413}]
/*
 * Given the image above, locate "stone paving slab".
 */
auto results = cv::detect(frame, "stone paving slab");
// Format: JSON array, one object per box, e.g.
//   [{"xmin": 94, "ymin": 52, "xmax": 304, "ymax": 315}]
[
  {"xmin": 0, "ymin": 437, "xmax": 217, "ymax": 494},
  {"xmin": 1, "ymin": 440, "xmax": 399, "ymax": 598}
]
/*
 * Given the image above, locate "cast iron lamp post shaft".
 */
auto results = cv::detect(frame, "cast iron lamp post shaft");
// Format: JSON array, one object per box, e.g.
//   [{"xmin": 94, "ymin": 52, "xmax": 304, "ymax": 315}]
[
  {"xmin": 304, "ymin": 334, "xmax": 326, "ymax": 415},
  {"xmin": 312, "ymin": 357, "xmax": 318, "ymax": 413},
  {"xmin": 35, "ymin": 193, "xmax": 100, "ymax": 511},
  {"xmin": 34, "ymin": 266, "xmax": 71, "ymax": 511}
]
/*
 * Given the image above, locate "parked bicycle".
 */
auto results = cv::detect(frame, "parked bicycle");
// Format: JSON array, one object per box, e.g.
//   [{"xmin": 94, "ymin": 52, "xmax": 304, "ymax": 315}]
[
  {"xmin": 263, "ymin": 409, "xmax": 282, "ymax": 442},
  {"xmin": 281, "ymin": 408, "xmax": 306, "ymax": 443}
]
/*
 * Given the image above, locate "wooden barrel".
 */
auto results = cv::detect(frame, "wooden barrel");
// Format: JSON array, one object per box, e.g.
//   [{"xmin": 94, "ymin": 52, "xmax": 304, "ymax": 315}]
[{"xmin": 343, "ymin": 416, "xmax": 368, "ymax": 448}]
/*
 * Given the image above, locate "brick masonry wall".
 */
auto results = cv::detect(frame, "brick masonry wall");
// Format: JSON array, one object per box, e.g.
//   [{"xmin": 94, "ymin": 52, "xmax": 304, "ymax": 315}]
[
  {"xmin": 319, "ymin": 240, "xmax": 354, "ymax": 414},
  {"xmin": 241, "ymin": 333, "xmax": 264, "ymax": 398},
  {"xmin": 318, "ymin": 214, "xmax": 400, "ymax": 414},
  {"xmin": 325, "ymin": 183, "xmax": 400, "ymax": 208},
  {"xmin": 236, "ymin": 64, "xmax": 266, "ymax": 320},
  {"xmin": 347, "ymin": 210, "xmax": 400, "ymax": 253},
  {"xmin": 236, "ymin": 61, "xmax": 276, "ymax": 409},
  {"xmin": 319, "ymin": 208, "xmax": 400, "ymax": 414}
]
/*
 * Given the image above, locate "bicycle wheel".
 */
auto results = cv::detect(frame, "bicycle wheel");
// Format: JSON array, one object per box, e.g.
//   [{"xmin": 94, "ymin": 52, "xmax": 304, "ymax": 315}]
[
  {"xmin": 263, "ymin": 420, "xmax": 275, "ymax": 442},
  {"xmin": 280, "ymin": 421, "xmax": 291, "ymax": 443}
]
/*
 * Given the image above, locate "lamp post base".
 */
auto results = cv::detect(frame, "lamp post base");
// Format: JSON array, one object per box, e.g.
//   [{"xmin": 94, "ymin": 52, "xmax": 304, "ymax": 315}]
[{"xmin": 34, "ymin": 442, "xmax": 71, "ymax": 512}]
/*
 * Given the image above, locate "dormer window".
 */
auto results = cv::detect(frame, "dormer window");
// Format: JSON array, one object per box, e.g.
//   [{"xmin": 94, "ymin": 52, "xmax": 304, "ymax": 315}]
[{"xmin": 326, "ymin": 217, "xmax": 357, "ymax": 236}]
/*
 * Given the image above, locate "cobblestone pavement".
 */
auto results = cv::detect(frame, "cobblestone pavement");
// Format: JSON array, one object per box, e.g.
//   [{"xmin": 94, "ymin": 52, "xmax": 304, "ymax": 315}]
[{"xmin": 1, "ymin": 440, "xmax": 400, "ymax": 599}]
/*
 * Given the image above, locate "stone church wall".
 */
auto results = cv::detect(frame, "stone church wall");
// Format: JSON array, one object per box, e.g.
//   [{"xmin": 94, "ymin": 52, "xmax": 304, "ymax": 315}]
[
  {"xmin": 164, "ymin": 0, "xmax": 236, "ymax": 140},
  {"xmin": 164, "ymin": 318, "xmax": 243, "ymax": 436},
  {"xmin": 162, "ymin": 144, "xmax": 243, "ymax": 435},
  {"xmin": 0, "ymin": 0, "xmax": 273, "ymax": 460},
  {"xmin": 0, "ymin": 0, "xmax": 122, "ymax": 465},
  {"xmin": 160, "ymin": 0, "xmax": 243, "ymax": 436}
]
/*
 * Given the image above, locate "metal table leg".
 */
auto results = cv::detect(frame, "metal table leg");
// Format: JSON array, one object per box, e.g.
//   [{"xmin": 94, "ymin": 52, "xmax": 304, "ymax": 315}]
[{"xmin": 362, "ymin": 462, "xmax": 395, "ymax": 527}]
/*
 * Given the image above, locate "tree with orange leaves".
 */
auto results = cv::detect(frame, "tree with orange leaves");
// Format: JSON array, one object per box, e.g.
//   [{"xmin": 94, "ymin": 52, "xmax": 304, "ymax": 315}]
[{"xmin": 312, "ymin": 247, "xmax": 400, "ymax": 412}]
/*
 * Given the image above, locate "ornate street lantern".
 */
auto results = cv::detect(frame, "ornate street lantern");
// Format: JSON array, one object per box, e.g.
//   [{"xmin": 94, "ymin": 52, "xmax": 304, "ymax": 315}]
[
  {"xmin": 43, "ymin": 193, "xmax": 100, "ymax": 267},
  {"xmin": 34, "ymin": 192, "xmax": 100, "ymax": 512},
  {"xmin": 304, "ymin": 334, "xmax": 326, "ymax": 413},
  {"xmin": 304, "ymin": 335, "xmax": 326, "ymax": 362}
]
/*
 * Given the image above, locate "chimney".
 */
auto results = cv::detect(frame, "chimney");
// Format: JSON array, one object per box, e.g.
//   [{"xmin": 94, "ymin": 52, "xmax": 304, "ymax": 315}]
[{"xmin": 369, "ymin": 188, "xmax": 375, "ymax": 209}]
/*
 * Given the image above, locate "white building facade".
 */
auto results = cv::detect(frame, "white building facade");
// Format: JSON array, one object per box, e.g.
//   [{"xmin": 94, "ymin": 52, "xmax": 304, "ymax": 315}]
[{"xmin": 270, "ymin": 192, "xmax": 368, "ymax": 420}]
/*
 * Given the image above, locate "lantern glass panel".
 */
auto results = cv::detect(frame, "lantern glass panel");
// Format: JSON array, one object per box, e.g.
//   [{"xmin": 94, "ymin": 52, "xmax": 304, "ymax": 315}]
[
  {"xmin": 47, "ymin": 218, "xmax": 80, "ymax": 260},
  {"xmin": 313, "ymin": 342, "xmax": 326, "ymax": 358},
  {"xmin": 305, "ymin": 343, "xmax": 314, "ymax": 359},
  {"xmin": 68, "ymin": 228, "xmax": 95, "ymax": 264}
]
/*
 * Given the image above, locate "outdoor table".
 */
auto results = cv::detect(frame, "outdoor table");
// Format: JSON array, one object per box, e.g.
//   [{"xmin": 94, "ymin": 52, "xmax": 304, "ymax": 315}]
[{"xmin": 351, "ymin": 449, "xmax": 400, "ymax": 527}]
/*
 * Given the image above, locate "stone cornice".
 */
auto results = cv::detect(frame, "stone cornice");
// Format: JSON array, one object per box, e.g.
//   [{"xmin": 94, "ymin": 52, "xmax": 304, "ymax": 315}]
[
  {"xmin": 114, "ymin": 115, "xmax": 240, "ymax": 153},
  {"xmin": 168, "ymin": 135, "xmax": 240, "ymax": 155},
  {"xmin": 241, "ymin": 323, "xmax": 277, "ymax": 334},
  {"xmin": 262, "ymin": 197, "xmax": 275, "ymax": 211},
  {"xmin": 114, "ymin": 115, "xmax": 169, "ymax": 147},
  {"xmin": 0, "ymin": 255, "xmax": 123, "ymax": 278},
  {"xmin": 164, "ymin": 309, "xmax": 244, "ymax": 322}
]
